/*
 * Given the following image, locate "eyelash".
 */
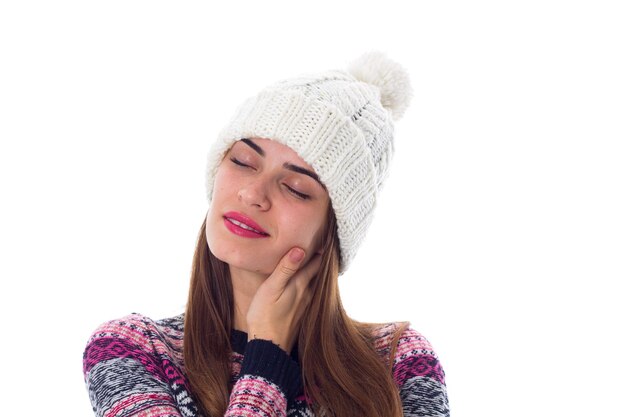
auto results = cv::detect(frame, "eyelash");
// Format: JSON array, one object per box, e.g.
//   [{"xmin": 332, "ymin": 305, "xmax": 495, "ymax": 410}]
[
  {"xmin": 229, "ymin": 157, "xmax": 310, "ymax": 200},
  {"xmin": 230, "ymin": 157, "xmax": 249, "ymax": 168}
]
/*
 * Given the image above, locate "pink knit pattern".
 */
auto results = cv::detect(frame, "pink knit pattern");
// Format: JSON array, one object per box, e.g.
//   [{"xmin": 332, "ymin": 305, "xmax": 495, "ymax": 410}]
[
  {"xmin": 83, "ymin": 314, "xmax": 449, "ymax": 416},
  {"xmin": 226, "ymin": 375, "xmax": 287, "ymax": 417}
]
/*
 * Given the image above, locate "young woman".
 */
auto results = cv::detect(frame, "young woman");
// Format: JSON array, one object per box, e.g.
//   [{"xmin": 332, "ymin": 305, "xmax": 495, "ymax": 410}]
[{"xmin": 83, "ymin": 51, "xmax": 450, "ymax": 417}]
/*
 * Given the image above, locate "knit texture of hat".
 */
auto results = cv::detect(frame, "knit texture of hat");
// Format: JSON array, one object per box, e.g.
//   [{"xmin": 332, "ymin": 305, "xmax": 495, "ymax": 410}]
[{"xmin": 205, "ymin": 51, "xmax": 413, "ymax": 273}]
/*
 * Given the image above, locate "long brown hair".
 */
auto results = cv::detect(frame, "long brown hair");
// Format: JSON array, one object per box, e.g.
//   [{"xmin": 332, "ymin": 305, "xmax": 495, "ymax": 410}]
[{"xmin": 184, "ymin": 204, "xmax": 409, "ymax": 416}]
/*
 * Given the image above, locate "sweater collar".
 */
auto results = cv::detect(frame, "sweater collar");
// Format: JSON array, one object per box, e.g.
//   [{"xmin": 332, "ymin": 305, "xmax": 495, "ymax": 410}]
[{"xmin": 230, "ymin": 328, "xmax": 249, "ymax": 354}]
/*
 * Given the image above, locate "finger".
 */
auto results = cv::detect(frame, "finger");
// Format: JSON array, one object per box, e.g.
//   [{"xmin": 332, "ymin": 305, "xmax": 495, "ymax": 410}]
[{"xmin": 267, "ymin": 247, "xmax": 306, "ymax": 289}]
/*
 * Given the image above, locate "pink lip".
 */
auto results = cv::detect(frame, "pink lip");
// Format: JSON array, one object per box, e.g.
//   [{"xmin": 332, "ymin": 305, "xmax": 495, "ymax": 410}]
[{"xmin": 223, "ymin": 211, "xmax": 270, "ymax": 238}]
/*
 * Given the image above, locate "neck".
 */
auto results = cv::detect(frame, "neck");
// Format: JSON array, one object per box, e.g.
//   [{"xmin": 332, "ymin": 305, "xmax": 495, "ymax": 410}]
[{"xmin": 229, "ymin": 264, "xmax": 269, "ymax": 333}]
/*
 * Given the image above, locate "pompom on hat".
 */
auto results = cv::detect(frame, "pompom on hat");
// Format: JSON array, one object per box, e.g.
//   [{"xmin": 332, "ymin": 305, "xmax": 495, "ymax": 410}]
[{"xmin": 205, "ymin": 51, "xmax": 413, "ymax": 273}]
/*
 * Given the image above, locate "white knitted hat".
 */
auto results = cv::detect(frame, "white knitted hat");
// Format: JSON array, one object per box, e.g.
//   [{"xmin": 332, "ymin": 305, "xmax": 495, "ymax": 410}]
[{"xmin": 205, "ymin": 51, "xmax": 413, "ymax": 273}]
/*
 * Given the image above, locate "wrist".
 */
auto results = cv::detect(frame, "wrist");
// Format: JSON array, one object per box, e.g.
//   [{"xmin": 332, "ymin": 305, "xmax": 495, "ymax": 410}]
[
  {"xmin": 248, "ymin": 331, "xmax": 290, "ymax": 353},
  {"xmin": 240, "ymin": 338, "xmax": 303, "ymax": 402}
]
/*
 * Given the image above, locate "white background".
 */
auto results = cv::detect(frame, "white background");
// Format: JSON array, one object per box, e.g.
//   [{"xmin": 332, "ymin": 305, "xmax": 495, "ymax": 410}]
[{"xmin": 1, "ymin": 1, "xmax": 624, "ymax": 416}]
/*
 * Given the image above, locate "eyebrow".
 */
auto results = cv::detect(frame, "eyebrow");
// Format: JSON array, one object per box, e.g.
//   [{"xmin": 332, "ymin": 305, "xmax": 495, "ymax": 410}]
[
  {"xmin": 241, "ymin": 138, "xmax": 265, "ymax": 156},
  {"xmin": 240, "ymin": 138, "xmax": 326, "ymax": 190},
  {"xmin": 283, "ymin": 162, "xmax": 326, "ymax": 189}
]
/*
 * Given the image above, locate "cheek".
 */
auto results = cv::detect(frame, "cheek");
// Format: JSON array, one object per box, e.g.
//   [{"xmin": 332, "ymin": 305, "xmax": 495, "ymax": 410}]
[
  {"xmin": 204, "ymin": 209, "xmax": 220, "ymax": 255},
  {"xmin": 208, "ymin": 165, "xmax": 239, "ymax": 220},
  {"xmin": 205, "ymin": 177, "xmax": 232, "ymax": 257},
  {"xmin": 212, "ymin": 165, "xmax": 233, "ymax": 197},
  {"xmin": 278, "ymin": 208, "xmax": 327, "ymax": 250}
]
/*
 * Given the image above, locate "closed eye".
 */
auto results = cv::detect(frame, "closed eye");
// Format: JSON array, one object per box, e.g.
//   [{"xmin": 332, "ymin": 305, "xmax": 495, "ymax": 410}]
[
  {"xmin": 284, "ymin": 185, "xmax": 310, "ymax": 200},
  {"xmin": 230, "ymin": 157, "xmax": 251, "ymax": 168}
]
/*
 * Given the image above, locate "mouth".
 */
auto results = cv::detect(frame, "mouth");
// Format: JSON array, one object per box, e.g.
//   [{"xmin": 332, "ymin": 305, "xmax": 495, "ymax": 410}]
[{"xmin": 223, "ymin": 211, "xmax": 270, "ymax": 237}]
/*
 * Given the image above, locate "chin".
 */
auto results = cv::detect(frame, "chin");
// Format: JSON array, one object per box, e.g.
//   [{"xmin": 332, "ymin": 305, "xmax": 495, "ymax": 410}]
[{"xmin": 208, "ymin": 242, "xmax": 276, "ymax": 275}]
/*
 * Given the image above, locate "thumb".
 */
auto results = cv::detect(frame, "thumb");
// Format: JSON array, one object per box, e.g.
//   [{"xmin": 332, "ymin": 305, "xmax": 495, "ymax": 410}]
[{"xmin": 269, "ymin": 247, "xmax": 306, "ymax": 288}]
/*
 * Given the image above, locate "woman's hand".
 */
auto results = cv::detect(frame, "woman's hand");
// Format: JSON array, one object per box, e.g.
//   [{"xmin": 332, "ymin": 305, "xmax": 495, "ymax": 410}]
[{"xmin": 246, "ymin": 247, "xmax": 322, "ymax": 354}]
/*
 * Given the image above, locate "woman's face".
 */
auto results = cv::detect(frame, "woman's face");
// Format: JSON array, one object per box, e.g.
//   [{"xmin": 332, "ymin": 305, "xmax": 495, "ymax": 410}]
[{"xmin": 206, "ymin": 137, "xmax": 330, "ymax": 275}]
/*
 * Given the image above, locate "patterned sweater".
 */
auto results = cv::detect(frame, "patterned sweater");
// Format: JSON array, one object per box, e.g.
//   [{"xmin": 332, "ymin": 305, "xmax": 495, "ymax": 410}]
[{"xmin": 82, "ymin": 313, "xmax": 449, "ymax": 416}]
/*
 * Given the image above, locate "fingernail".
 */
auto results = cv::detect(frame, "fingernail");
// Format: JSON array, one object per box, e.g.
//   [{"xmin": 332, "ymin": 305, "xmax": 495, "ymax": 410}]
[{"xmin": 290, "ymin": 248, "xmax": 305, "ymax": 262}]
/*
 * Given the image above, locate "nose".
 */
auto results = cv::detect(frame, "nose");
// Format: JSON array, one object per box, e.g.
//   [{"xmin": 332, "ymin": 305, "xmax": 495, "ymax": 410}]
[{"xmin": 237, "ymin": 179, "xmax": 271, "ymax": 210}]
